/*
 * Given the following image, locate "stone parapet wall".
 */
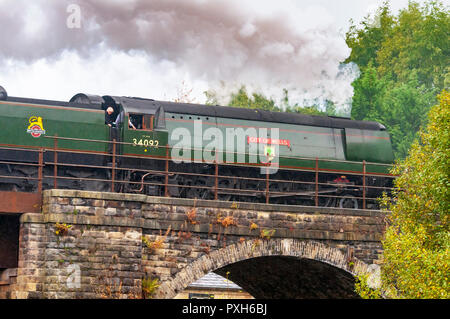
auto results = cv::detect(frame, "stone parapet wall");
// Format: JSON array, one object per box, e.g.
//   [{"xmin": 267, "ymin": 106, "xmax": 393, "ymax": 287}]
[{"xmin": 8, "ymin": 189, "xmax": 385, "ymax": 299}]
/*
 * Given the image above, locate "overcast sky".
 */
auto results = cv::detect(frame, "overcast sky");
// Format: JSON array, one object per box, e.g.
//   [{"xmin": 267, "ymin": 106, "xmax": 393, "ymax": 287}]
[{"xmin": 0, "ymin": 0, "xmax": 447, "ymax": 114}]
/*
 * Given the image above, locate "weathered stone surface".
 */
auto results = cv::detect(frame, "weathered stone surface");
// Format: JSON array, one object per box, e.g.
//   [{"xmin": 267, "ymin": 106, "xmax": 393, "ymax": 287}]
[{"xmin": 6, "ymin": 190, "xmax": 385, "ymax": 299}]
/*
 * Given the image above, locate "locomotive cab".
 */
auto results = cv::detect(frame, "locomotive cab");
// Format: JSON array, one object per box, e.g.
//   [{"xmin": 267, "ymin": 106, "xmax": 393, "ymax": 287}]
[
  {"xmin": 106, "ymin": 97, "xmax": 169, "ymax": 194},
  {"xmin": 103, "ymin": 96, "xmax": 166, "ymax": 131},
  {"xmin": 113, "ymin": 96, "xmax": 168, "ymax": 156}
]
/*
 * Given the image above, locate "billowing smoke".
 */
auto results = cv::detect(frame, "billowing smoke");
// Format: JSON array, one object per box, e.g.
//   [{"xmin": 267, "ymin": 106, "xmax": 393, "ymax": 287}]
[{"xmin": 0, "ymin": 0, "xmax": 358, "ymax": 115}]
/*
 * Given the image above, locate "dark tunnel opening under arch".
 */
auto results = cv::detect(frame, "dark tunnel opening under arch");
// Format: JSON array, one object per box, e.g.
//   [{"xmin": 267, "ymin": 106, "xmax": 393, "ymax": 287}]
[{"xmin": 214, "ymin": 256, "xmax": 360, "ymax": 299}]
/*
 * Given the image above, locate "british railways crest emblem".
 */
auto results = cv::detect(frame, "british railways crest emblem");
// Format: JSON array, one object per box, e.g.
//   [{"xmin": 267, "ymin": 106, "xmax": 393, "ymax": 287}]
[{"xmin": 27, "ymin": 116, "xmax": 46, "ymax": 138}]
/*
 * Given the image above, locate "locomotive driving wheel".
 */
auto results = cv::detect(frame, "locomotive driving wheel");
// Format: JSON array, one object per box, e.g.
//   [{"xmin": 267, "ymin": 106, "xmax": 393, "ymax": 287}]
[
  {"xmin": 183, "ymin": 176, "xmax": 211, "ymax": 199},
  {"xmin": 214, "ymin": 179, "xmax": 232, "ymax": 201},
  {"xmin": 339, "ymin": 194, "xmax": 359, "ymax": 209}
]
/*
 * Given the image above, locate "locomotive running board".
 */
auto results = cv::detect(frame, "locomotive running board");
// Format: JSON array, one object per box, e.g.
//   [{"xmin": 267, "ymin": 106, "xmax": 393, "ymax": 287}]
[
  {"xmin": 217, "ymin": 188, "xmax": 339, "ymax": 198},
  {"xmin": 268, "ymin": 188, "xmax": 339, "ymax": 198},
  {"xmin": 0, "ymin": 191, "xmax": 41, "ymax": 214}
]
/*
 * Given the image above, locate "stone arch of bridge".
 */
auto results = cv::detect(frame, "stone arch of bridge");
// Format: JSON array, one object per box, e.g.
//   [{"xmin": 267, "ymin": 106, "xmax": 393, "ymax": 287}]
[{"xmin": 155, "ymin": 238, "xmax": 370, "ymax": 299}]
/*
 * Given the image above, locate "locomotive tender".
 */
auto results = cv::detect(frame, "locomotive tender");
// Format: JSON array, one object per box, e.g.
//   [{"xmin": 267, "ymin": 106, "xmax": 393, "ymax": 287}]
[{"xmin": 0, "ymin": 85, "xmax": 394, "ymax": 208}]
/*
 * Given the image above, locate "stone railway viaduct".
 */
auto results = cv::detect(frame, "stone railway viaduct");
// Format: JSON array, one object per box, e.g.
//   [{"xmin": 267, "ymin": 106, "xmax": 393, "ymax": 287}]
[{"xmin": 0, "ymin": 189, "xmax": 386, "ymax": 299}]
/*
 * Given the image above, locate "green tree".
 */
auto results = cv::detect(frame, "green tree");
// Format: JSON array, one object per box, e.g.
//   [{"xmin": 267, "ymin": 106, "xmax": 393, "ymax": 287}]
[
  {"xmin": 347, "ymin": 0, "xmax": 449, "ymax": 159},
  {"xmin": 357, "ymin": 91, "xmax": 449, "ymax": 298},
  {"xmin": 281, "ymin": 88, "xmax": 328, "ymax": 116},
  {"xmin": 204, "ymin": 86, "xmax": 331, "ymax": 116},
  {"xmin": 376, "ymin": 1, "xmax": 450, "ymax": 88},
  {"xmin": 228, "ymin": 86, "xmax": 279, "ymax": 111},
  {"xmin": 285, "ymin": 105, "xmax": 327, "ymax": 116},
  {"xmin": 345, "ymin": 1, "xmax": 395, "ymax": 69},
  {"xmin": 204, "ymin": 89, "xmax": 220, "ymax": 106},
  {"xmin": 351, "ymin": 61, "xmax": 386, "ymax": 122},
  {"xmin": 380, "ymin": 72, "xmax": 436, "ymax": 158}
]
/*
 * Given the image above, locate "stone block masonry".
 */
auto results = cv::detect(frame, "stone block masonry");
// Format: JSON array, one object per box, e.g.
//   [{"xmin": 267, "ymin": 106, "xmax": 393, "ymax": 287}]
[{"xmin": 7, "ymin": 189, "xmax": 385, "ymax": 299}]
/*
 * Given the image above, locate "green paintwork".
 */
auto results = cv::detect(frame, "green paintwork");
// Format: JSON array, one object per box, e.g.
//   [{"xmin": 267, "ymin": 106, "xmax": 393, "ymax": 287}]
[
  {"xmin": 344, "ymin": 128, "xmax": 394, "ymax": 163},
  {"xmin": 0, "ymin": 101, "xmax": 109, "ymax": 152},
  {"xmin": 164, "ymin": 112, "xmax": 394, "ymax": 175},
  {"xmin": 0, "ymin": 99, "xmax": 394, "ymax": 176},
  {"xmin": 122, "ymin": 115, "xmax": 168, "ymax": 158}
]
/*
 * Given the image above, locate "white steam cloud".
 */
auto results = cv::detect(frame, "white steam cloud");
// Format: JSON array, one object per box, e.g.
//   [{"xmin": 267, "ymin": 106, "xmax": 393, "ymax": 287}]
[{"xmin": 0, "ymin": 0, "xmax": 359, "ymax": 115}]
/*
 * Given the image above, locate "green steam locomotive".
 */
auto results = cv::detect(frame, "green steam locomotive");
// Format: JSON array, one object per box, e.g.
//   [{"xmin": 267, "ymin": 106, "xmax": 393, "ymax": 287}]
[{"xmin": 0, "ymin": 85, "xmax": 394, "ymax": 208}]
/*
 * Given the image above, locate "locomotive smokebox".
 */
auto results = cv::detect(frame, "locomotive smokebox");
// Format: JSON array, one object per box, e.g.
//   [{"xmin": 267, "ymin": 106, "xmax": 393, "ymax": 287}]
[{"xmin": 0, "ymin": 85, "xmax": 7, "ymax": 100}]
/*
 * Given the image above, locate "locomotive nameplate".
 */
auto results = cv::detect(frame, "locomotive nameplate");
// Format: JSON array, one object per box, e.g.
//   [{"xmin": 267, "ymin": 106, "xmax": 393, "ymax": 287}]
[{"xmin": 247, "ymin": 136, "xmax": 290, "ymax": 147}]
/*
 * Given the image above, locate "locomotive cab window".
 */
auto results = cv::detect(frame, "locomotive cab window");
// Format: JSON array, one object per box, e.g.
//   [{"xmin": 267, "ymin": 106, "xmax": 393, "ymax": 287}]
[
  {"xmin": 128, "ymin": 107, "xmax": 165, "ymax": 131},
  {"xmin": 129, "ymin": 113, "xmax": 143, "ymax": 129},
  {"xmin": 129, "ymin": 114, "xmax": 155, "ymax": 131}
]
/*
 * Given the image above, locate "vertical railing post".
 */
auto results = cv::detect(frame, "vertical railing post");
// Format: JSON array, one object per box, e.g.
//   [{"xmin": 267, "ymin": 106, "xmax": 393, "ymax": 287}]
[
  {"xmin": 38, "ymin": 148, "xmax": 43, "ymax": 195},
  {"xmin": 164, "ymin": 146, "xmax": 169, "ymax": 197},
  {"xmin": 363, "ymin": 160, "xmax": 366, "ymax": 209},
  {"xmin": 265, "ymin": 165, "xmax": 270, "ymax": 204},
  {"xmin": 53, "ymin": 134, "xmax": 58, "ymax": 189},
  {"xmin": 315, "ymin": 157, "xmax": 319, "ymax": 207},
  {"xmin": 111, "ymin": 139, "xmax": 116, "ymax": 192},
  {"xmin": 214, "ymin": 159, "xmax": 218, "ymax": 201}
]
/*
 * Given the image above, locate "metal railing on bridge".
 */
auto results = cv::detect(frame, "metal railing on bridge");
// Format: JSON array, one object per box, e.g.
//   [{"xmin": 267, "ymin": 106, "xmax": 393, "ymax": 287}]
[{"xmin": 0, "ymin": 135, "xmax": 396, "ymax": 211}]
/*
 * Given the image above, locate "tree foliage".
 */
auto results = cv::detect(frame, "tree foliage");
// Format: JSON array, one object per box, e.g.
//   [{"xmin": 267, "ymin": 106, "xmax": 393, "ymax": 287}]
[
  {"xmin": 350, "ymin": 61, "xmax": 386, "ymax": 122},
  {"xmin": 347, "ymin": 0, "xmax": 449, "ymax": 159},
  {"xmin": 357, "ymin": 91, "xmax": 449, "ymax": 299},
  {"xmin": 376, "ymin": 1, "xmax": 450, "ymax": 88},
  {"xmin": 228, "ymin": 86, "xmax": 278, "ymax": 111},
  {"xmin": 205, "ymin": 86, "xmax": 331, "ymax": 116}
]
